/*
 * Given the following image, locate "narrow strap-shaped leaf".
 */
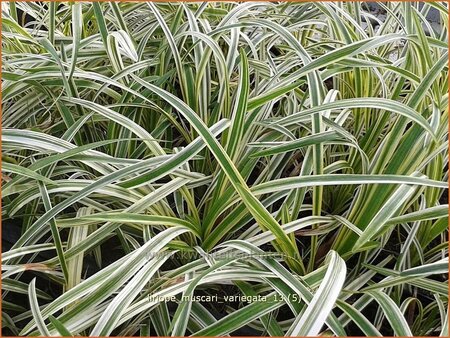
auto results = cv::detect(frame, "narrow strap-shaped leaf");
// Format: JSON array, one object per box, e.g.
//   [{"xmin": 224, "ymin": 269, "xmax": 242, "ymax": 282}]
[
  {"xmin": 287, "ymin": 251, "xmax": 346, "ymax": 336},
  {"xmin": 400, "ymin": 258, "xmax": 448, "ymax": 277},
  {"xmin": 250, "ymin": 131, "xmax": 341, "ymax": 158},
  {"xmin": 48, "ymin": 315, "xmax": 72, "ymax": 337},
  {"xmin": 2, "ymin": 162, "xmax": 54, "ymax": 185},
  {"xmin": 28, "ymin": 279, "xmax": 51, "ymax": 336},
  {"xmin": 68, "ymin": 2, "xmax": 82, "ymax": 81},
  {"xmin": 226, "ymin": 48, "xmax": 249, "ymax": 160},
  {"xmin": 366, "ymin": 290, "xmax": 413, "ymax": 336},
  {"xmin": 38, "ymin": 182, "xmax": 69, "ymax": 283},
  {"xmin": 387, "ymin": 205, "xmax": 448, "ymax": 224},
  {"xmin": 91, "ymin": 253, "xmax": 174, "ymax": 336},
  {"xmin": 80, "ymin": 213, "xmax": 200, "ymax": 237},
  {"xmin": 192, "ymin": 294, "xmax": 282, "ymax": 336},
  {"xmin": 354, "ymin": 172, "xmax": 423, "ymax": 250},
  {"xmin": 336, "ymin": 300, "xmax": 382, "ymax": 336}
]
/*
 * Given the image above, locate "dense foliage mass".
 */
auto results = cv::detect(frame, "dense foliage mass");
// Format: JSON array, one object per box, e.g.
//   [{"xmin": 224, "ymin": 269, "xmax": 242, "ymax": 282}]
[{"xmin": 1, "ymin": 1, "xmax": 448, "ymax": 336}]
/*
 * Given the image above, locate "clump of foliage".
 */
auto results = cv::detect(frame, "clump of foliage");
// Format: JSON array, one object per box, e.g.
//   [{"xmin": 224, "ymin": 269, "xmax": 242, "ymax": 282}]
[{"xmin": 1, "ymin": 1, "xmax": 448, "ymax": 336}]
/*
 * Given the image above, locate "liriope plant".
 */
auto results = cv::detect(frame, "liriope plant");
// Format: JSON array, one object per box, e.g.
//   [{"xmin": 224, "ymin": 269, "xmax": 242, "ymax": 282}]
[{"xmin": 1, "ymin": 1, "xmax": 448, "ymax": 336}]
